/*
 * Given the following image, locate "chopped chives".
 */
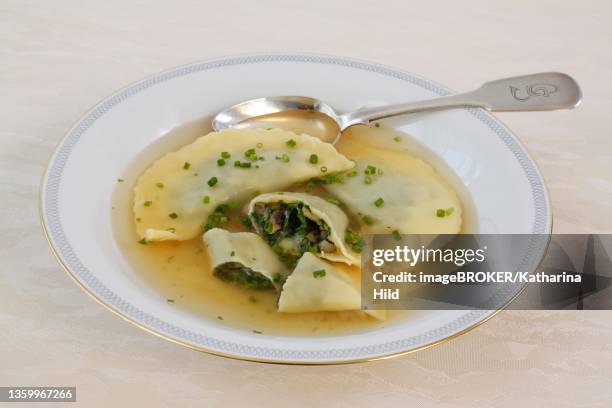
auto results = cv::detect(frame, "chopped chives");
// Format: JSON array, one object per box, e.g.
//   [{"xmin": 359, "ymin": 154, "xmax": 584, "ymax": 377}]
[
  {"xmin": 436, "ymin": 209, "xmax": 446, "ymax": 218},
  {"xmin": 393, "ymin": 136, "xmax": 402, "ymax": 142},
  {"xmin": 167, "ymin": 299, "xmax": 175, "ymax": 303},
  {"xmin": 446, "ymin": 207, "xmax": 455, "ymax": 216},
  {"xmin": 273, "ymin": 273, "xmax": 282, "ymax": 283},
  {"xmin": 276, "ymin": 153, "xmax": 290, "ymax": 163},
  {"xmin": 240, "ymin": 214, "xmax": 253, "ymax": 228},
  {"xmin": 117, "ymin": 178, "xmax": 124, "ymax": 183},
  {"xmin": 221, "ymin": 151, "xmax": 231, "ymax": 159},
  {"xmin": 155, "ymin": 182, "xmax": 164, "ymax": 189},
  {"xmin": 217, "ymin": 315, "xmax": 223, "ymax": 320},
  {"xmin": 392, "ymin": 230, "xmax": 401, "ymax": 241},
  {"xmin": 347, "ymin": 170, "xmax": 358, "ymax": 177},
  {"xmin": 202, "ymin": 195, "xmax": 210, "ymax": 204},
  {"xmin": 207, "ymin": 176, "xmax": 218, "ymax": 187},
  {"xmin": 364, "ymin": 165, "xmax": 377, "ymax": 175},
  {"xmin": 143, "ymin": 201, "xmax": 152, "ymax": 207},
  {"xmin": 374, "ymin": 122, "xmax": 380, "ymax": 128},
  {"xmin": 286, "ymin": 139, "xmax": 297, "ymax": 148},
  {"xmin": 136, "ymin": 217, "xmax": 142, "ymax": 223},
  {"xmin": 253, "ymin": 330, "xmax": 262, "ymax": 334},
  {"xmin": 364, "ymin": 175, "xmax": 373, "ymax": 185},
  {"xmin": 168, "ymin": 212, "xmax": 178, "ymax": 219},
  {"xmin": 234, "ymin": 161, "xmax": 252, "ymax": 168},
  {"xmin": 374, "ymin": 197, "xmax": 385, "ymax": 207},
  {"xmin": 230, "ymin": 250, "xmax": 235, "ymax": 256},
  {"xmin": 217, "ymin": 158, "xmax": 226, "ymax": 166},
  {"xmin": 183, "ymin": 162, "xmax": 191, "ymax": 170},
  {"xmin": 312, "ymin": 269, "xmax": 326, "ymax": 278},
  {"xmin": 137, "ymin": 238, "xmax": 147, "ymax": 245},
  {"xmin": 326, "ymin": 197, "xmax": 342, "ymax": 206},
  {"xmin": 309, "ymin": 154, "xmax": 319, "ymax": 164},
  {"xmin": 345, "ymin": 228, "xmax": 364, "ymax": 253},
  {"xmin": 244, "ymin": 148, "xmax": 257, "ymax": 160},
  {"xmin": 362, "ymin": 214, "xmax": 374, "ymax": 225}
]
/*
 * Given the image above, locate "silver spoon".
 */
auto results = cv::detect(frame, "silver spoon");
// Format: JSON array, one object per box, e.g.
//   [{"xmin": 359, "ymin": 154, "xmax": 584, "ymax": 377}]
[{"xmin": 212, "ymin": 72, "xmax": 581, "ymax": 143}]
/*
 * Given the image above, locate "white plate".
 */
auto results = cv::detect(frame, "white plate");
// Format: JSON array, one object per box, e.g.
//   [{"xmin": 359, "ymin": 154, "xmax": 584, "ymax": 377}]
[{"xmin": 40, "ymin": 53, "xmax": 551, "ymax": 364}]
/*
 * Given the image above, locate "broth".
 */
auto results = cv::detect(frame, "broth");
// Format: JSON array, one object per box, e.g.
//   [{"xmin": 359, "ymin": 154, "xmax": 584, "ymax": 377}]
[{"xmin": 112, "ymin": 116, "xmax": 477, "ymax": 336}]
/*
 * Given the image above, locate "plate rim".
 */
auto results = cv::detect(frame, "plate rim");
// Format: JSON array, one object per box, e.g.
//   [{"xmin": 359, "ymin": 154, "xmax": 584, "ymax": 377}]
[{"xmin": 39, "ymin": 52, "xmax": 552, "ymax": 364}]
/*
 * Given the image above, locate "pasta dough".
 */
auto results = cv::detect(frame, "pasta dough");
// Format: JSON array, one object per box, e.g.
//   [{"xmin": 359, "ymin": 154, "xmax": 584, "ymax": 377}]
[
  {"xmin": 134, "ymin": 128, "xmax": 354, "ymax": 241},
  {"xmin": 278, "ymin": 253, "xmax": 385, "ymax": 320},
  {"xmin": 325, "ymin": 143, "xmax": 462, "ymax": 235},
  {"xmin": 203, "ymin": 228, "xmax": 289, "ymax": 290}
]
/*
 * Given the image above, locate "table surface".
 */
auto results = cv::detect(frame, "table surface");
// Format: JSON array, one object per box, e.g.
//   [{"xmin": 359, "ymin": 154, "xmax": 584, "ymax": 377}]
[{"xmin": 2, "ymin": 0, "xmax": 612, "ymax": 406}]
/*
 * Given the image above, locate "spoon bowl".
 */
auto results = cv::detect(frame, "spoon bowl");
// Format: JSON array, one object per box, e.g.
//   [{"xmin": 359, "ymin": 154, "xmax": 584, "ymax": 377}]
[{"xmin": 212, "ymin": 72, "xmax": 582, "ymax": 143}]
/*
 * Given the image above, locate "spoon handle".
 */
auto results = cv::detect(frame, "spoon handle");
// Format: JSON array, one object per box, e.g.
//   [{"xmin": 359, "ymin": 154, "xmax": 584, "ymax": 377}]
[{"xmin": 339, "ymin": 72, "xmax": 582, "ymax": 129}]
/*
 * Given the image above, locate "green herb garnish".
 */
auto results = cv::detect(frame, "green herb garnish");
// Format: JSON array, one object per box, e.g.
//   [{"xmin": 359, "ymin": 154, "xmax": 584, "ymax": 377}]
[
  {"xmin": 234, "ymin": 161, "xmax": 252, "ymax": 168},
  {"xmin": 143, "ymin": 201, "xmax": 152, "ymax": 207},
  {"xmin": 117, "ymin": 178, "xmax": 124, "ymax": 183},
  {"xmin": 203, "ymin": 195, "xmax": 210, "ymax": 204},
  {"xmin": 392, "ymin": 230, "xmax": 401, "ymax": 241},
  {"xmin": 374, "ymin": 197, "xmax": 385, "ymax": 207},
  {"xmin": 183, "ymin": 162, "xmax": 191, "ymax": 170},
  {"xmin": 203, "ymin": 204, "xmax": 233, "ymax": 231},
  {"xmin": 364, "ymin": 165, "xmax": 377, "ymax": 175},
  {"xmin": 436, "ymin": 209, "xmax": 446, "ymax": 217},
  {"xmin": 312, "ymin": 269, "xmax": 326, "ymax": 279},
  {"xmin": 286, "ymin": 139, "xmax": 297, "ymax": 148},
  {"xmin": 207, "ymin": 176, "xmax": 218, "ymax": 187},
  {"xmin": 362, "ymin": 214, "xmax": 374, "ymax": 225},
  {"xmin": 138, "ymin": 238, "xmax": 148, "ymax": 245},
  {"xmin": 217, "ymin": 158, "xmax": 226, "ymax": 166},
  {"xmin": 309, "ymin": 171, "xmax": 344, "ymax": 186},
  {"xmin": 221, "ymin": 151, "xmax": 231, "ymax": 159},
  {"xmin": 155, "ymin": 182, "xmax": 164, "ymax": 189},
  {"xmin": 393, "ymin": 136, "xmax": 402, "ymax": 142},
  {"xmin": 240, "ymin": 214, "xmax": 253, "ymax": 228},
  {"xmin": 309, "ymin": 154, "xmax": 319, "ymax": 164},
  {"xmin": 276, "ymin": 153, "xmax": 290, "ymax": 163},
  {"xmin": 244, "ymin": 148, "xmax": 258, "ymax": 160},
  {"xmin": 345, "ymin": 228, "xmax": 364, "ymax": 253},
  {"xmin": 168, "ymin": 212, "xmax": 178, "ymax": 219},
  {"xmin": 325, "ymin": 197, "xmax": 343, "ymax": 207}
]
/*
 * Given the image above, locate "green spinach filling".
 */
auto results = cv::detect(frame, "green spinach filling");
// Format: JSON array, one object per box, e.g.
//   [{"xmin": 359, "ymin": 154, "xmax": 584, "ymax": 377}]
[
  {"xmin": 213, "ymin": 262, "xmax": 273, "ymax": 290},
  {"xmin": 250, "ymin": 201, "xmax": 336, "ymax": 266}
]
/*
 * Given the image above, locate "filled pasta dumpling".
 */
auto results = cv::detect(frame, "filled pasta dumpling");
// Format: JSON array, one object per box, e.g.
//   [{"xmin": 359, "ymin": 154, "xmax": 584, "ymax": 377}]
[
  {"xmin": 278, "ymin": 252, "xmax": 385, "ymax": 320},
  {"xmin": 203, "ymin": 228, "xmax": 289, "ymax": 291},
  {"xmin": 248, "ymin": 192, "xmax": 360, "ymax": 266},
  {"xmin": 134, "ymin": 128, "xmax": 354, "ymax": 242}
]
